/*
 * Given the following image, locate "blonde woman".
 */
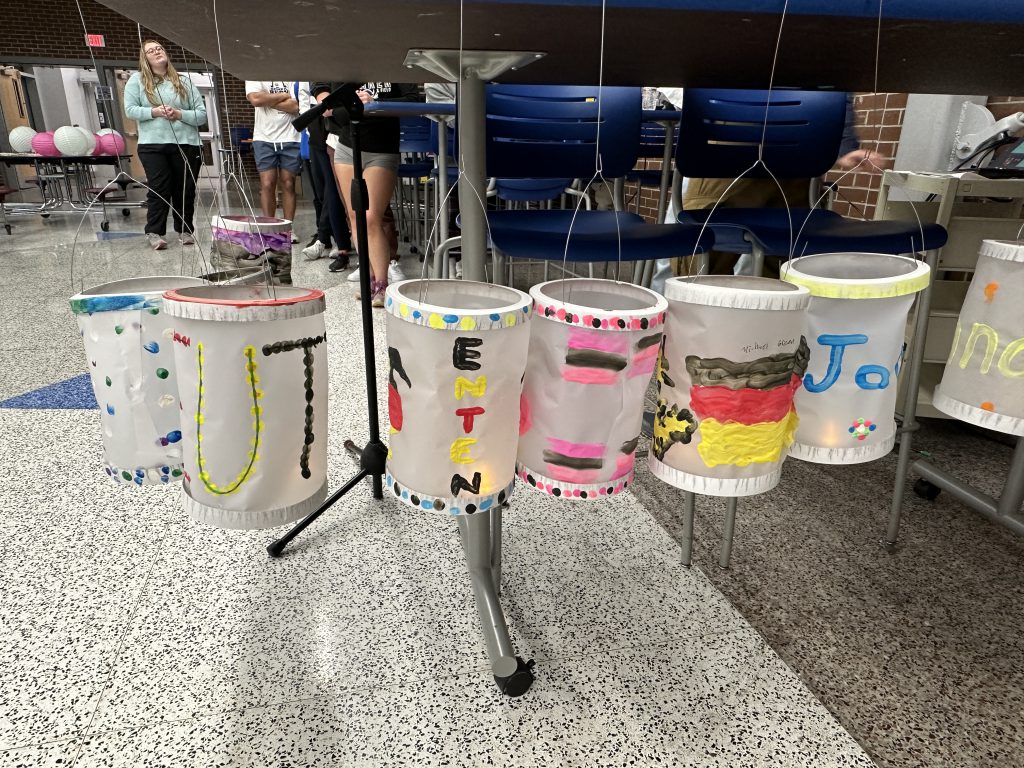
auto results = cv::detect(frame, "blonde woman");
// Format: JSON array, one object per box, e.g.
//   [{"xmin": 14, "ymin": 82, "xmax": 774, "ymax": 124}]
[{"xmin": 124, "ymin": 41, "xmax": 207, "ymax": 250}]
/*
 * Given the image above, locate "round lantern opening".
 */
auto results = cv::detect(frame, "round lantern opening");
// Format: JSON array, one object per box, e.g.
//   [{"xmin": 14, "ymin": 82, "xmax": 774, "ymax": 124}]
[
  {"xmin": 165, "ymin": 285, "xmax": 322, "ymax": 307},
  {"xmin": 534, "ymin": 278, "xmax": 657, "ymax": 312},
  {"xmin": 782, "ymin": 253, "xmax": 930, "ymax": 300},
  {"xmin": 691, "ymin": 275, "xmax": 803, "ymax": 293},
  {"xmin": 77, "ymin": 275, "xmax": 208, "ymax": 297},
  {"xmin": 393, "ymin": 279, "xmax": 525, "ymax": 312},
  {"xmin": 788, "ymin": 252, "xmax": 919, "ymax": 281}
]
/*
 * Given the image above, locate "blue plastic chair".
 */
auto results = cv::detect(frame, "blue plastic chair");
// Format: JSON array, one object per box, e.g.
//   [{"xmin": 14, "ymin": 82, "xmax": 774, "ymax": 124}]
[
  {"xmin": 484, "ymin": 85, "xmax": 712, "ymax": 283},
  {"xmin": 675, "ymin": 89, "xmax": 948, "ymax": 274},
  {"xmin": 396, "ymin": 117, "xmax": 438, "ymax": 254}
]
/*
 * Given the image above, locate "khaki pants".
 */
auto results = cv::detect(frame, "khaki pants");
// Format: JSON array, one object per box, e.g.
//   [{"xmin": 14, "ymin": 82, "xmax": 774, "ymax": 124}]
[{"xmin": 678, "ymin": 177, "xmax": 811, "ymax": 277}]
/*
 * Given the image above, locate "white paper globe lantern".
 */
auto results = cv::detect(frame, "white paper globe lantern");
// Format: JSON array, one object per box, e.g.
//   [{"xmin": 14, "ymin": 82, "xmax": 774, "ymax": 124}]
[
  {"xmin": 9, "ymin": 126, "xmax": 37, "ymax": 153},
  {"xmin": 75, "ymin": 126, "xmax": 96, "ymax": 156},
  {"xmin": 54, "ymin": 125, "xmax": 92, "ymax": 156}
]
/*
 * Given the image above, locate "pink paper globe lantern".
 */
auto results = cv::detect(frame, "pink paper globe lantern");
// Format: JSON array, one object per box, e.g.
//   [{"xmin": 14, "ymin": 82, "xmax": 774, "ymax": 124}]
[
  {"xmin": 96, "ymin": 129, "xmax": 126, "ymax": 156},
  {"xmin": 31, "ymin": 131, "xmax": 61, "ymax": 157}
]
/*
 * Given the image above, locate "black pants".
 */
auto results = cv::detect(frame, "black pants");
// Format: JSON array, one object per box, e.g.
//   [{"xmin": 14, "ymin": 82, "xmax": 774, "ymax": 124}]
[
  {"xmin": 310, "ymin": 144, "xmax": 352, "ymax": 250},
  {"xmin": 138, "ymin": 143, "xmax": 202, "ymax": 236},
  {"xmin": 303, "ymin": 157, "xmax": 324, "ymax": 232}
]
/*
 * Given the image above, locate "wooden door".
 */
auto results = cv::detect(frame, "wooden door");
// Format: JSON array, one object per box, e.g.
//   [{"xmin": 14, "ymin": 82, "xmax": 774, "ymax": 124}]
[{"xmin": 0, "ymin": 67, "xmax": 37, "ymax": 187}]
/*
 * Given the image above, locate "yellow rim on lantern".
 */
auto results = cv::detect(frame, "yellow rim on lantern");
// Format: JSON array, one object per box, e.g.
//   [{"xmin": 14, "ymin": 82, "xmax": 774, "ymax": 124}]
[{"xmin": 781, "ymin": 253, "xmax": 931, "ymax": 299}]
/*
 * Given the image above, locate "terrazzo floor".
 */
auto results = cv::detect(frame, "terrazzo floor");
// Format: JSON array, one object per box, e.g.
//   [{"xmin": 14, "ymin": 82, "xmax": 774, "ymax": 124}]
[{"xmin": 0, "ymin": 193, "xmax": 1016, "ymax": 767}]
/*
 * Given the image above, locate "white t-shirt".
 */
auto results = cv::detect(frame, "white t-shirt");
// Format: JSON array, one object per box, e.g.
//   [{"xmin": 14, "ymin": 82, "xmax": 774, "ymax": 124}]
[{"xmin": 245, "ymin": 80, "xmax": 309, "ymax": 144}]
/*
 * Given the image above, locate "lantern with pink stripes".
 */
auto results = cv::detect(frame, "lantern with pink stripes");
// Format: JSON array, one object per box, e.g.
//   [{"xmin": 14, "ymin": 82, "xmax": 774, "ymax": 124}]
[{"xmin": 517, "ymin": 279, "xmax": 667, "ymax": 499}]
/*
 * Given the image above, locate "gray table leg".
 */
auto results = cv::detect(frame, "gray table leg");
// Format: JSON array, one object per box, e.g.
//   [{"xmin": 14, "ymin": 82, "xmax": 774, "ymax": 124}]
[
  {"xmin": 491, "ymin": 503, "xmax": 503, "ymax": 595},
  {"xmin": 458, "ymin": 511, "xmax": 519, "ymax": 678},
  {"xmin": 457, "ymin": 72, "xmax": 488, "ymax": 282},
  {"xmin": 681, "ymin": 491, "xmax": 695, "ymax": 567},
  {"xmin": 886, "ymin": 248, "xmax": 940, "ymax": 547},
  {"xmin": 719, "ymin": 497, "xmax": 737, "ymax": 569}
]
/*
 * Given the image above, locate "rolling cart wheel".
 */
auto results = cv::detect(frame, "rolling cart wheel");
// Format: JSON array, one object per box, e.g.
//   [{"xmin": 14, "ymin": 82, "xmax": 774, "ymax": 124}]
[
  {"xmin": 494, "ymin": 657, "xmax": 535, "ymax": 697},
  {"xmin": 100, "ymin": 221, "xmax": 110, "ymax": 232},
  {"xmin": 913, "ymin": 478, "xmax": 941, "ymax": 501},
  {"xmin": 4, "ymin": 224, "xmax": 11, "ymax": 235},
  {"xmin": 410, "ymin": 245, "xmax": 419, "ymax": 255},
  {"xmin": 40, "ymin": 213, "xmax": 50, "ymax": 219},
  {"xmin": 122, "ymin": 208, "xmax": 131, "ymax": 217}
]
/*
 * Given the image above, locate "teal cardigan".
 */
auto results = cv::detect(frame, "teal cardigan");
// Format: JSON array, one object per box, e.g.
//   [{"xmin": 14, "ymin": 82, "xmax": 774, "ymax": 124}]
[{"xmin": 123, "ymin": 73, "xmax": 207, "ymax": 146}]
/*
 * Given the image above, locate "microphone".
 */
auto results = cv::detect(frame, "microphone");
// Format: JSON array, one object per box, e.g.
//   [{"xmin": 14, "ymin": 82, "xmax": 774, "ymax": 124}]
[{"xmin": 291, "ymin": 84, "xmax": 364, "ymax": 133}]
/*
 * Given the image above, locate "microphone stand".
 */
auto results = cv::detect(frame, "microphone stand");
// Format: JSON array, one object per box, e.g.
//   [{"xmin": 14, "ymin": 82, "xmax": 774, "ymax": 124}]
[{"xmin": 267, "ymin": 85, "xmax": 387, "ymax": 556}]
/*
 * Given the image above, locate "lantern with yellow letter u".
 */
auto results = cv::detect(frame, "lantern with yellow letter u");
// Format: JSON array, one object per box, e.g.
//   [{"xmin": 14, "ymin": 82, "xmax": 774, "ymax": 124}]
[{"xmin": 384, "ymin": 280, "xmax": 532, "ymax": 514}]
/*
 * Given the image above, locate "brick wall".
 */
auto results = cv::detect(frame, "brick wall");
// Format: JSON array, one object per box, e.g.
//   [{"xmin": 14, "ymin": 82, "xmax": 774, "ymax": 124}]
[{"xmin": 0, "ymin": 0, "xmax": 257, "ymax": 182}]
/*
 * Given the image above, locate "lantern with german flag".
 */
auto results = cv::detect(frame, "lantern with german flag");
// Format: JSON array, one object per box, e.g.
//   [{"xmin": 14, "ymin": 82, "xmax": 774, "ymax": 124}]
[
  {"xmin": 517, "ymin": 278, "xmax": 667, "ymax": 499},
  {"xmin": 649, "ymin": 276, "xmax": 811, "ymax": 496}
]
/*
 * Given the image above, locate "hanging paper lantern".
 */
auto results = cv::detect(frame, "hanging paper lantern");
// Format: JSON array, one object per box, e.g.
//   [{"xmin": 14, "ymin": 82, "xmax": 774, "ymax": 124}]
[
  {"xmin": 95, "ymin": 128, "xmax": 126, "ymax": 156},
  {"xmin": 933, "ymin": 240, "xmax": 1024, "ymax": 435},
  {"xmin": 30, "ymin": 131, "xmax": 60, "ymax": 157},
  {"xmin": 70, "ymin": 275, "xmax": 207, "ymax": 485},
  {"xmin": 198, "ymin": 266, "xmax": 268, "ymax": 286},
  {"xmin": 649, "ymin": 276, "xmax": 811, "ymax": 496},
  {"xmin": 53, "ymin": 125, "xmax": 91, "ymax": 156},
  {"xmin": 781, "ymin": 253, "xmax": 931, "ymax": 463},
  {"xmin": 384, "ymin": 279, "xmax": 532, "ymax": 514},
  {"xmin": 211, "ymin": 215, "xmax": 293, "ymax": 285},
  {"xmin": 9, "ymin": 126, "xmax": 37, "ymax": 153},
  {"xmin": 517, "ymin": 278, "xmax": 666, "ymax": 499},
  {"xmin": 163, "ymin": 285, "xmax": 329, "ymax": 529}
]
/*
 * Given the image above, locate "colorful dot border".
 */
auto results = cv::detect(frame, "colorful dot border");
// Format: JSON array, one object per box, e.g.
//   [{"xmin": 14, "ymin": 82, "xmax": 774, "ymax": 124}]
[
  {"xmin": 530, "ymin": 279, "xmax": 668, "ymax": 332},
  {"xmin": 385, "ymin": 280, "xmax": 532, "ymax": 332},
  {"xmin": 105, "ymin": 462, "xmax": 183, "ymax": 486},
  {"xmin": 385, "ymin": 470, "xmax": 515, "ymax": 516},
  {"xmin": 516, "ymin": 463, "xmax": 634, "ymax": 500}
]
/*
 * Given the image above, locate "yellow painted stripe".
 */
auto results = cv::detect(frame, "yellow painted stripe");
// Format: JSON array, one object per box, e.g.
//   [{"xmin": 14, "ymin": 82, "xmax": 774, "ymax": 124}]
[
  {"xmin": 782, "ymin": 270, "xmax": 930, "ymax": 299},
  {"xmin": 696, "ymin": 412, "xmax": 798, "ymax": 468}
]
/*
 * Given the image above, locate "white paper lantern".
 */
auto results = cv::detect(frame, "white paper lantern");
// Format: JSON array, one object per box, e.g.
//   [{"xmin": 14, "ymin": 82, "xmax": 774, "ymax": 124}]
[
  {"xmin": 517, "ymin": 278, "xmax": 666, "ymax": 499},
  {"xmin": 70, "ymin": 276, "xmax": 207, "ymax": 485},
  {"xmin": 781, "ymin": 253, "xmax": 930, "ymax": 463},
  {"xmin": 8, "ymin": 126, "xmax": 36, "ymax": 153},
  {"xmin": 933, "ymin": 240, "xmax": 1024, "ymax": 435},
  {"xmin": 53, "ymin": 125, "xmax": 92, "ymax": 156},
  {"xmin": 649, "ymin": 276, "xmax": 810, "ymax": 496},
  {"xmin": 163, "ymin": 285, "xmax": 329, "ymax": 529},
  {"xmin": 384, "ymin": 279, "xmax": 531, "ymax": 514},
  {"xmin": 75, "ymin": 126, "xmax": 96, "ymax": 156},
  {"xmin": 211, "ymin": 215, "xmax": 293, "ymax": 285}
]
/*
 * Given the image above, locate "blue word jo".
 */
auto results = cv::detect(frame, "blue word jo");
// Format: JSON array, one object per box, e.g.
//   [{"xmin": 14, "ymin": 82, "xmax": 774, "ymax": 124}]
[{"xmin": 803, "ymin": 334, "xmax": 902, "ymax": 394}]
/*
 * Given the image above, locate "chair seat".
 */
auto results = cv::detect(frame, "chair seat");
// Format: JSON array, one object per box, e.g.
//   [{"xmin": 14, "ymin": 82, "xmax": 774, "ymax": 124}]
[
  {"xmin": 398, "ymin": 160, "xmax": 434, "ymax": 178},
  {"xmin": 489, "ymin": 209, "xmax": 712, "ymax": 263},
  {"xmin": 679, "ymin": 207, "xmax": 948, "ymax": 257}
]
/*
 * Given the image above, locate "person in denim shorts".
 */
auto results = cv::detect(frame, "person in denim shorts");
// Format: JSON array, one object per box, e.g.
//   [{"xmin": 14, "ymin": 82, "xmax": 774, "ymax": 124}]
[{"xmin": 245, "ymin": 80, "xmax": 308, "ymax": 232}]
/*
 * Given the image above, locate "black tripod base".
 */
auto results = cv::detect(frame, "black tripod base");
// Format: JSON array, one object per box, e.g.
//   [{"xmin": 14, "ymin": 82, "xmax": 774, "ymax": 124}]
[
  {"xmin": 266, "ymin": 439, "xmax": 388, "ymax": 558},
  {"xmin": 494, "ymin": 657, "xmax": 536, "ymax": 697}
]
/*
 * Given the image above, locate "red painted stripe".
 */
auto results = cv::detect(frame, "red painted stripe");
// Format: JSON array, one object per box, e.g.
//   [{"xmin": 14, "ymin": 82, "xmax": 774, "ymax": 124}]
[{"xmin": 689, "ymin": 374, "xmax": 801, "ymax": 425}]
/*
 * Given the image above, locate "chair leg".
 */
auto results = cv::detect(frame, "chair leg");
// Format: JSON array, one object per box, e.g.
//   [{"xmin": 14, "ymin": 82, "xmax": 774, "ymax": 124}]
[
  {"xmin": 751, "ymin": 243, "xmax": 765, "ymax": 277},
  {"xmin": 719, "ymin": 497, "xmax": 738, "ymax": 569}
]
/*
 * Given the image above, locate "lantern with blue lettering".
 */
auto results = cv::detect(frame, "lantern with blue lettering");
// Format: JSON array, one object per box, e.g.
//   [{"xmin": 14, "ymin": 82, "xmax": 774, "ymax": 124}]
[
  {"xmin": 782, "ymin": 253, "xmax": 930, "ymax": 463},
  {"xmin": 933, "ymin": 240, "xmax": 1024, "ymax": 435},
  {"xmin": 517, "ymin": 278, "xmax": 667, "ymax": 499},
  {"xmin": 163, "ymin": 285, "xmax": 329, "ymax": 529},
  {"xmin": 71, "ymin": 276, "xmax": 206, "ymax": 485},
  {"xmin": 384, "ymin": 280, "xmax": 532, "ymax": 514},
  {"xmin": 650, "ymin": 276, "xmax": 811, "ymax": 497}
]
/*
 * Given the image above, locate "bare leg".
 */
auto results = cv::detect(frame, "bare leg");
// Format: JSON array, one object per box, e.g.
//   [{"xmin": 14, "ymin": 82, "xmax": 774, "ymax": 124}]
[
  {"xmin": 258, "ymin": 168, "xmax": 279, "ymax": 218},
  {"xmin": 333, "ymin": 161, "xmax": 397, "ymax": 284},
  {"xmin": 279, "ymin": 169, "xmax": 297, "ymax": 222}
]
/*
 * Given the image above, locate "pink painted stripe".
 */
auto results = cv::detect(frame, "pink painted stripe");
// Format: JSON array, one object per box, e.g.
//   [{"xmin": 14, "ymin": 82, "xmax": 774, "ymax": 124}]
[
  {"xmin": 547, "ymin": 437, "xmax": 606, "ymax": 459},
  {"xmin": 627, "ymin": 358, "xmax": 658, "ymax": 378},
  {"xmin": 632, "ymin": 343, "xmax": 660, "ymax": 363},
  {"xmin": 611, "ymin": 454, "xmax": 635, "ymax": 480},
  {"xmin": 544, "ymin": 464, "xmax": 601, "ymax": 484},
  {"xmin": 567, "ymin": 328, "xmax": 628, "ymax": 354},
  {"xmin": 562, "ymin": 367, "xmax": 618, "ymax": 386}
]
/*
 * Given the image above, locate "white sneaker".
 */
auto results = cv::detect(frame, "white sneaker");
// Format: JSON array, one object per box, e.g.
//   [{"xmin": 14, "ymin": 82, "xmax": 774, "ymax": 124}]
[
  {"xmin": 388, "ymin": 261, "xmax": 407, "ymax": 282},
  {"xmin": 327, "ymin": 246, "xmax": 340, "ymax": 260},
  {"xmin": 147, "ymin": 233, "xmax": 167, "ymax": 251},
  {"xmin": 346, "ymin": 266, "xmax": 361, "ymax": 283},
  {"xmin": 303, "ymin": 240, "xmax": 327, "ymax": 261},
  {"xmin": 179, "ymin": 232, "xmax": 195, "ymax": 246},
  {"xmin": 455, "ymin": 261, "xmax": 463, "ymax": 279}
]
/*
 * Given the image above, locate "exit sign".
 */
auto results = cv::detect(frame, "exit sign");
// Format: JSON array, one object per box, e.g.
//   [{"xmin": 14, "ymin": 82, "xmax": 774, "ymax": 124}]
[{"xmin": 85, "ymin": 34, "xmax": 105, "ymax": 47}]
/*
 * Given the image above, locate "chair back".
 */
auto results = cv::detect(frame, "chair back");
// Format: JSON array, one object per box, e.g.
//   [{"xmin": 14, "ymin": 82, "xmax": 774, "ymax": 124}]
[
  {"xmin": 675, "ymin": 89, "xmax": 846, "ymax": 179},
  {"xmin": 485, "ymin": 85, "xmax": 641, "ymax": 179},
  {"xmin": 638, "ymin": 120, "xmax": 669, "ymax": 160},
  {"xmin": 494, "ymin": 178, "xmax": 573, "ymax": 202},
  {"xmin": 230, "ymin": 126, "xmax": 253, "ymax": 155},
  {"xmin": 399, "ymin": 116, "xmax": 435, "ymax": 154}
]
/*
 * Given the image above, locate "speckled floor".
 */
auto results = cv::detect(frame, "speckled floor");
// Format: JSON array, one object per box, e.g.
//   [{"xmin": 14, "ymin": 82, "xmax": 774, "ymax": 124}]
[{"xmin": 0, "ymin": 196, "xmax": 1013, "ymax": 767}]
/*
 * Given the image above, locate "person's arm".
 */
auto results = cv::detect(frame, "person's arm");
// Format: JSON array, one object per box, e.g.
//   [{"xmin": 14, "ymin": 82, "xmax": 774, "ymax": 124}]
[
  {"xmin": 246, "ymin": 81, "xmax": 291, "ymax": 109},
  {"xmin": 834, "ymin": 94, "xmax": 892, "ymax": 172},
  {"xmin": 177, "ymin": 78, "xmax": 207, "ymax": 127},
  {"xmin": 274, "ymin": 96, "xmax": 300, "ymax": 114},
  {"xmin": 123, "ymin": 75, "xmax": 157, "ymax": 122}
]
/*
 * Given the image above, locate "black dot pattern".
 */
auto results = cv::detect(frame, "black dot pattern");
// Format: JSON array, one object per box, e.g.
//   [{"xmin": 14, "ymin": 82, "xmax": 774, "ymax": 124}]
[{"xmin": 263, "ymin": 334, "xmax": 326, "ymax": 479}]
